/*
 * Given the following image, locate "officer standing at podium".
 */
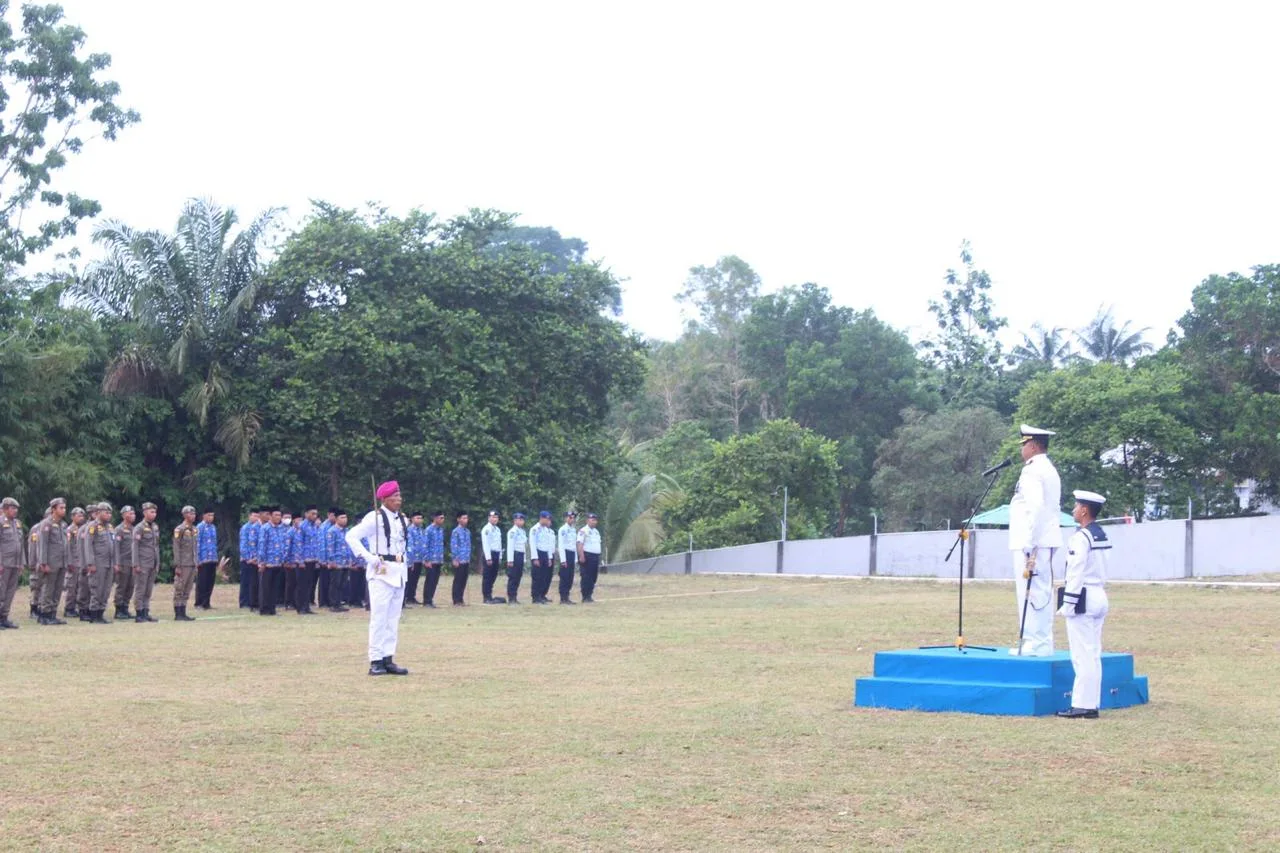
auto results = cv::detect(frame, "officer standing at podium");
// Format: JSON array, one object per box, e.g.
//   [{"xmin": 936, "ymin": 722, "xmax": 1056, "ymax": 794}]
[
  {"xmin": 1008, "ymin": 424, "xmax": 1062, "ymax": 656},
  {"xmin": 1057, "ymin": 490, "xmax": 1111, "ymax": 719}
]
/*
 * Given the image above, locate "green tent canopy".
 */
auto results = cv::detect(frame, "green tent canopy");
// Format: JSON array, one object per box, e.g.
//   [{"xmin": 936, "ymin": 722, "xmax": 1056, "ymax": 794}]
[{"xmin": 966, "ymin": 504, "xmax": 1077, "ymax": 528}]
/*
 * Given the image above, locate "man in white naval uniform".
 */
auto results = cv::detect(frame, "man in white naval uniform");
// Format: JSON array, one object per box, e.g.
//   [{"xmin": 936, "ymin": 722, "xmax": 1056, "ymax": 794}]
[
  {"xmin": 1056, "ymin": 490, "xmax": 1111, "ymax": 719},
  {"xmin": 1008, "ymin": 424, "xmax": 1063, "ymax": 656},
  {"xmin": 346, "ymin": 480, "xmax": 411, "ymax": 676}
]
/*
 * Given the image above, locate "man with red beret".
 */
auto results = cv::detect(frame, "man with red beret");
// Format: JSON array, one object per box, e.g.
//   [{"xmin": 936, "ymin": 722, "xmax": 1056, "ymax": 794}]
[{"xmin": 346, "ymin": 480, "xmax": 411, "ymax": 676}]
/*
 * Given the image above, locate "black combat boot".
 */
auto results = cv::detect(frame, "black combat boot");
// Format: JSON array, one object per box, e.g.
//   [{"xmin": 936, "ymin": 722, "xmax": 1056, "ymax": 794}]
[
  {"xmin": 368, "ymin": 658, "xmax": 388, "ymax": 676},
  {"xmin": 174, "ymin": 606, "xmax": 195, "ymax": 622},
  {"xmin": 115, "ymin": 605, "xmax": 131, "ymax": 620},
  {"xmin": 65, "ymin": 607, "xmax": 79, "ymax": 619},
  {"xmin": 382, "ymin": 656, "xmax": 409, "ymax": 675},
  {"xmin": 143, "ymin": 608, "xmax": 158, "ymax": 622},
  {"xmin": 43, "ymin": 609, "xmax": 66, "ymax": 625},
  {"xmin": 90, "ymin": 609, "xmax": 110, "ymax": 624}
]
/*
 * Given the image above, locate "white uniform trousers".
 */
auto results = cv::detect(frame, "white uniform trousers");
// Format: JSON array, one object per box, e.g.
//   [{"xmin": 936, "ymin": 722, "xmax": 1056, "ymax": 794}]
[
  {"xmin": 1065, "ymin": 586, "xmax": 1109, "ymax": 710},
  {"xmin": 1011, "ymin": 548, "xmax": 1055, "ymax": 656},
  {"xmin": 368, "ymin": 578, "xmax": 404, "ymax": 662}
]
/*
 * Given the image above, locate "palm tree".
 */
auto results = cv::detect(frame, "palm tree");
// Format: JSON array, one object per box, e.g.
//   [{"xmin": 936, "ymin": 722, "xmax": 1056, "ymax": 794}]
[
  {"xmin": 603, "ymin": 440, "xmax": 684, "ymax": 562},
  {"xmin": 1010, "ymin": 323, "xmax": 1075, "ymax": 366},
  {"xmin": 1075, "ymin": 306, "xmax": 1155, "ymax": 364},
  {"xmin": 66, "ymin": 198, "xmax": 279, "ymax": 468}
]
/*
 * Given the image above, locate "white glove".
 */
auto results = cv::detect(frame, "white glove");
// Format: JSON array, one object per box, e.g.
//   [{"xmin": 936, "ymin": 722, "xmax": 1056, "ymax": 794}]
[{"xmin": 365, "ymin": 556, "xmax": 383, "ymax": 575}]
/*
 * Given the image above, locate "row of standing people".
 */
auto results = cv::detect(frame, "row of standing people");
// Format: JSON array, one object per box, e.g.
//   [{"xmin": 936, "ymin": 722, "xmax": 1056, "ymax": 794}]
[
  {"xmin": 235, "ymin": 506, "xmax": 604, "ymax": 614},
  {"xmin": 0, "ymin": 497, "xmax": 220, "ymax": 628}
]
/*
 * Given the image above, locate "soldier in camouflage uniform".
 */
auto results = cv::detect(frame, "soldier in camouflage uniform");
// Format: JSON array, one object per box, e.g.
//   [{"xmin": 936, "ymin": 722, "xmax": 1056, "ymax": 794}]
[
  {"xmin": 172, "ymin": 505, "xmax": 198, "ymax": 621},
  {"xmin": 35, "ymin": 498, "xmax": 71, "ymax": 625},
  {"xmin": 64, "ymin": 506, "xmax": 86, "ymax": 619},
  {"xmin": 132, "ymin": 502, "xmax": 162, "ymax": 623},
  {"xmin": 113, "ymin": 506, "xmax": 136, "ymax": 620},
  {"xmin": 81, "ymin": 502, "xmax": 116, "ymax": 624},
  {"xmin": 0, "ymin": 497, "xmax": 25, "ymax": 629}
]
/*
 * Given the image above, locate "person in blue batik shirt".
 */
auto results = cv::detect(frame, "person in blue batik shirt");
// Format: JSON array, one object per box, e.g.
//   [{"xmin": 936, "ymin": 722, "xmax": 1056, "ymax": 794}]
[
  {"xmin": 238, "ymin": 508, "xmax": 261, "ymax": 610},
  {"xmin": 258, "ymin": 508, "xmax": 289, "ymax": 616},
  {"xmin": 423, "ymin": 511, "xmax": 446, "ymax": 608},
  {"xmin": 405, "ymin": 511, "xmax": 428, "ymax": 607},
  {"xmin": 195, "ymin": 507, "xmax": 219, "ymax": 610},
  {"xmin": 449, "ymin": 511, "xmax": 472, "ymax": 606}
]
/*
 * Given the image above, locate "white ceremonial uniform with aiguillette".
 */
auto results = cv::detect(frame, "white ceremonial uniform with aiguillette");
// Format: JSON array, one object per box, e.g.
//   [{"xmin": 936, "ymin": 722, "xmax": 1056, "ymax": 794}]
[
  {"xmin": 347, "ymin": 506, "xmax": 408, "ymax": 663},
  {"xmin": 1009, "ymin": 453, "xmax": 1063, "ymax": 656},
  {"xmin": 1059, "ymin": 522, "xmax": 1111, "ymax": 710}
]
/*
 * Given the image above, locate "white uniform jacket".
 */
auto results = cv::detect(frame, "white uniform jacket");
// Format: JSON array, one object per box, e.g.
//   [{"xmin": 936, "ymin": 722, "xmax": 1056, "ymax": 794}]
[
  {"xmin": 1061, "ymin": 522, "xmax": 1110, "ymax": 616},
  {"xmin": 346, "ymin": 506, "xmax": 409, "ymax": 587},
  {"xmin": 1008, "ymin": 454, "xmax": 1063, "ymax": 552},
  {"xmin": 480, "ymin": 523, "xmax": 503, "ymax": 557}
]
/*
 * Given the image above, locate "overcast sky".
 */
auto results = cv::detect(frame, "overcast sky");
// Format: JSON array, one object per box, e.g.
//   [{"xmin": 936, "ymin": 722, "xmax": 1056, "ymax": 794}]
[{"xmin": 47, "ymin": 0, "xmax": 1280, "ymax": 346}]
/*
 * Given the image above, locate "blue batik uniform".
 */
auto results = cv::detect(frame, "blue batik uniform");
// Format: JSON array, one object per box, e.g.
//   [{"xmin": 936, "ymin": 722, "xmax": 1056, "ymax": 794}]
[
  {"xmin": 197, "ymin": 521, "xmax": 219, "ymax": 564},
  {"xmin": 299, "ymin": 520, "xmax": 324, "ymax": 563},
  {"xmin": 260, "ymin": 523, "xmax": 288, "ymax": 566},
  {"xmin": 425, "ymin": 524, "xmax": 445, "ymax": 564},
  {"xmin": 326, "ymin": 525, "xmax": 353, "ymax": 566},
  {"xmin": 450, "ymin": 525, "xmax": 471, "ymax": 563},
  {"xmin": 407, "ymin": 524, "xmax": 429, "ymax": 565},
  {"xmin": 240, "ymin": 521, "xmax": 259, "ymax": 563},
  {"xmin": 284, "ymin": 525, "xmax": 302, "ymax": 565}
]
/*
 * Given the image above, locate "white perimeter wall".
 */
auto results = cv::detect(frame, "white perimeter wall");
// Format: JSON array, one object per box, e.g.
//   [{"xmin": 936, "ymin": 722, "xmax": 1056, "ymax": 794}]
[{"xmin": 607, "ymin": 515, "xmax": 1280, "ymax": 579}]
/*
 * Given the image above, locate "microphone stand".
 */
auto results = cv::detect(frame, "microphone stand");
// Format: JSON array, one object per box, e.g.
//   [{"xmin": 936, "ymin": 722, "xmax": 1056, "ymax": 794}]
[{"xmin": 921, "ymin": 467, "xmax": 1003, "ymax": 653}]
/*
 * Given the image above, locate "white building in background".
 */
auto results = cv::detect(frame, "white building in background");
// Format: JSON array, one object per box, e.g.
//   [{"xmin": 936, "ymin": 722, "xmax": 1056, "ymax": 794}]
[{"xmin": 1233, "ymin": 480, "xmax": 1280, "ymax": 515}]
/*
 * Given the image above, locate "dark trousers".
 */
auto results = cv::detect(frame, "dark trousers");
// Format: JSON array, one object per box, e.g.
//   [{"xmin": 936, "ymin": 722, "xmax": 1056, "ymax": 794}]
[
  {"xmin": 506, "ymin": 552, "xmax": 525, "ymax": 601},
  {"xmin": 331, "ymin": 569, "xmax": 347, "ymax": 608},
  {"xmin": 260, "ymin": 566, "xmax": 281, "ymax": 614},
  {"xmin": 558, "ymin": 552, "xmax": 576, "ymax": 601},
  {"xmin": 424, "ymin": 563, "xmax": 442, "ymax": 604},
  {"xmin": 240, "ymin": 561, "xmax": 257, "ymax": 607},
  {"xmin": 296, "ymin": 562, "xmax": 316, "ymax": 612},
  {"xmin": 482, "ymin": 551, "xmax": 502, "ymax": 600},
  {"xmin": 533, "ymin": 551, "xmax": 553, "ymax": 600},
  {"xmin": 196, "ymin": 561, "xmax": 217, "ymax": 607},
  {"xmin": 451, "ymin": 560, "xmax": 470, "ymax": 604},
  {"xmin": 406, "ymin": 563, "xmax": 422, "ymax": 602},
  {"xmin": 283, "ymin": 566, "xmax": 297, "ymax": 609},
  {"xmin": 317, "ymin": 564, "xmax": 330, "ymax": 608},
  {"xmin": 581, "ymin": 553, "xmax": 600, "ymax": 599},
  {"xmin": 347, "ymin": 569, "xmax": 367, "ymax": 608}
]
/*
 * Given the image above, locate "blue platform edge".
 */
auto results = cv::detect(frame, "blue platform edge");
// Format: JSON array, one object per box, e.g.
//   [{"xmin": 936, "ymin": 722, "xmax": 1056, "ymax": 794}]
[{"xmin": 854, "ymin": 647, "xmax": 1149, "ymax": 716}]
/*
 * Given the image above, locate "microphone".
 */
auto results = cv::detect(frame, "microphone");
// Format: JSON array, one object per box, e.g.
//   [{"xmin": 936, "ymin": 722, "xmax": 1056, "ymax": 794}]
[{"xmin": 981, "ymin": 458, "xmax": 1014, "ymax": 477}]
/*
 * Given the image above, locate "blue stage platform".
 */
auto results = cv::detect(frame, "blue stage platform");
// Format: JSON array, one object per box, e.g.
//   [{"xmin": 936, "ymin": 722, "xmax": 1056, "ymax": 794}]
[{"xmin": 854, "ymin": 647, "xmax": 1149, "ymax": 716}]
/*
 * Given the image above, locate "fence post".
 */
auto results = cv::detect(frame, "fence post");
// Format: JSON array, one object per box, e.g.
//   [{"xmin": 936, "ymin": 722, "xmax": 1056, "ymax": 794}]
[
  {"xmin": 1184, "ymin": 518, "xmax": 1194, "ymax": 579},
  {"xmin": 869, "ymin": 531, "xmax": 877, "ymax": 576},
  {"xmin": 776, "ymin": 540, "xmax": 785, "ymax": 574},
  {"xmin": 684, "ymin": 550, "xmax": 692, "ymax": 575}
]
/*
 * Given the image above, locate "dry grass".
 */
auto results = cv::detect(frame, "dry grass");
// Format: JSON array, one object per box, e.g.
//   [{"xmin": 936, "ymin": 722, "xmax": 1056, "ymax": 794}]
[{"xmin": 1, "ymin": 574, "xmax": 1278, "ymax": 852}]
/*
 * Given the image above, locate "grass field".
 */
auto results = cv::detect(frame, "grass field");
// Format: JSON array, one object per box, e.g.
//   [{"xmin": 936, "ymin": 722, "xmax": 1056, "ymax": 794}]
[{"xmin": 2, "ymin": 573, "xmax": 1278, "ymax": 852}]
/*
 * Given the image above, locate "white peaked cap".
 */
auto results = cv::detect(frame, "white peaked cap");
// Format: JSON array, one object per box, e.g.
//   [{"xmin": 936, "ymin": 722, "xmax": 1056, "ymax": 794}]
[
  {"xmin": 1020, "ymin": 424, "xmax": 1056, "ymax": 436},
  {"xmin": 1073, "ymin": 490, "xmax": 1106, "ymax": 504}
]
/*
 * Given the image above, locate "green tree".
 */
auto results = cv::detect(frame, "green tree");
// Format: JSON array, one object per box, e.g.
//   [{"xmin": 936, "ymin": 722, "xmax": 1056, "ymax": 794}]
[
  {"xmin": 1010, "ymin": 323, "xmax": 1075, "ymax": 366},
  {"xmin": 67, "ymin": 198, "xmax": 280, "ymax": 480},
  {"xmin": 249, "ymin": 204, "xmax": 645, "ymax": 516},
  {"xmin": 663, "ymin": 419, "xmax": 839, "ymax": 550},
  {"xmin": 1075, "ymin": 306, "xmax": 1154, "ymax": 364},
  {"xmin": 871, "ymin": 406, "xmax": 1007, "ymax": 531},
  {"xmin": 602, "ymin": 440, "xmax": 683, "ymax": 562},
  {"xmin": 487, "ymin": 225, "xmax": 587, "ymax": 275},
  {"xmin": 1012, "ymin": 362, "xmax": 1226, "ymax": 519},
  {"xmin": 677, "ymin": 256, "xmax": 761, "ymax": 434},
  {"xmin": 0, "ymin": 2, "xmax": 139, "ymax": 271},
  {"xmin": 918, "ymin": 241, "xmax": 1007, "ymax": 407},
  {"xmin": 1174, "ymin": 265, "xmax": 1280, "ymax": 500}
]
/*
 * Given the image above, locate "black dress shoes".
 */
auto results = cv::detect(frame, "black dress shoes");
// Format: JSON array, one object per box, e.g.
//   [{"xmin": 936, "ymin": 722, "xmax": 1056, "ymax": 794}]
[{"xmin": 1056, "ymin": 707, "xmax": 1100, "ymax": 719}]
